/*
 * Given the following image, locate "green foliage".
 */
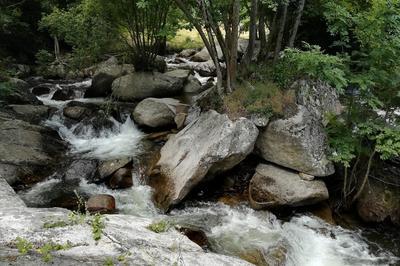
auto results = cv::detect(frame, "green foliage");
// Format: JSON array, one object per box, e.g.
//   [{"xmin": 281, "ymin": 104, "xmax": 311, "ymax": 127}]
[
  {"xmin": 40, "ymin": 0, "xmax": 117, "ymax": 69},
  {"xmin": 104, "ymin": 257, "xmax": 115, "ymax": 266},
  {"xmin": 91, "ymin": 213, "xmax": 105, "ymax": 241},
  {"xmin": 274, "ymin": 44, "xmax": 348, "ymax": 91},
  {"xmin": 147, "ymin": 220, "xmax": 170, "ymax": 233},
  {"xmin": 15, "ymin": 237, "xmax": 72, "ymax": 262},
  {"xmin": 37, "ymin": 242, "xmax": 72, "ymax": 263},
  {"xmin": 97, "ymin": 0, "xmax": 171, "ymax": 71},
  {"xmin": 15, "ymin": 237, "xmax": 33, "ymax": 255}
]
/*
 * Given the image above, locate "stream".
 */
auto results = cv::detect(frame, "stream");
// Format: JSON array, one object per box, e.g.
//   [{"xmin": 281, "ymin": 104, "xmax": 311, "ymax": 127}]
[{"xmin": 17, "ymin": 78, "xmax": 400, "ymax": 266}]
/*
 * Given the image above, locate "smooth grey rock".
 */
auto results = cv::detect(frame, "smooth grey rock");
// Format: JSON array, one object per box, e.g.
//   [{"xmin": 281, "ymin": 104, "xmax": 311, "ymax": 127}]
[
  {"xmin": 63, "ymin": 106, "xmax": 90, "ymax": 120},
  {"xmin": 0, "ymin": 208, "xmax": 251, "ymax": 266},
  {"xmin": 249, "ymin": 164, "xmax": 329, "ymax": 209},
  {"xmin": 0, "ymin": 116, "xmax": 66, "ymax": 185},
  {"xmin": 153, "ymin": 110, "xmax": 258, "ymax": 209},
  {"xmin": 0, "ymin": 177, "xmax": 26, "ymax": 208},
  {"xmin": 133, "ymin": 98, "xmax": 182, "ymax": 128},
  {"xmin": 179, "ymin": 48, "xmax": 197, "ymax": 58},
  {"xmin": 164, "ymin": 69, "xmax": 190, "ymax": 82},
  {"xmin": 85, "ymin": 64, "xmax": 134, "ymax": 98},
  {"xmin": 256, "ymin": 105, "xmax": 334, "ymax": 177},
  {"xmin": 96, "ymin": 158, "xmax": 132, "ymax": 182},
  {"xmin": 112, "ymin": 72, "xmax": 184, "ymax": 101},
  {"xmin": 9, "ymin": 105, "xmax": 50, "ymax": 123},
  {"xmin": 64, "ymin": 160, "xmax": 98, "ymax": 183},
  {"xmin": 184, "ymin": 75, "xmax": 203, "ymax": 93}
]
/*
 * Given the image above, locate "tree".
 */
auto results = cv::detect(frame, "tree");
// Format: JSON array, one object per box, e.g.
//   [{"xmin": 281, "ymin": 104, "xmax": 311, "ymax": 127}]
[
  {"xmin": 98, "ymin": 0, "xmax": 171, "ymax": 71},
  {"xmin": 174, "ymin": 0, "xmax": 241, "ymax": 94}
]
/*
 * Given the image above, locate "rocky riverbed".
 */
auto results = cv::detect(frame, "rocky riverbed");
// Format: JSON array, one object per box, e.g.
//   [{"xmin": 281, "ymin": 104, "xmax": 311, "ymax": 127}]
[{"xmin": 0, "ymin": 54, "xmax": 399, "ymax": 265}]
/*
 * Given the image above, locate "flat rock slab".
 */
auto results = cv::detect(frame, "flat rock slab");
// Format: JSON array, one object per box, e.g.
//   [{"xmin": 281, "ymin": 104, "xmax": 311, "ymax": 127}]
[{"xmin": 0, "ymin": 207, "xmax": 251, "ymax": 266}]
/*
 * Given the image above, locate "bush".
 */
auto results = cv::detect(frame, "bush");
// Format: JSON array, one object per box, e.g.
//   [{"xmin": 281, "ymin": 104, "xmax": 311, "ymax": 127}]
[
  {"xmin": 223, "ymin": 80, "xmax": 295, "ymax": 120},
  {"xmin": 274, "ymin": 44, "xmax": 348, "ymax": 91}
]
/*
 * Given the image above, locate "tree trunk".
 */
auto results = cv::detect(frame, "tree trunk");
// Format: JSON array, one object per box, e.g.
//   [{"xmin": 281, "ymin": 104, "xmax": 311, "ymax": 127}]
[
  {"xmin": 273, "ymin": 2, "xmax": 288, "ymax": 64},
  {"xmin": 226, "ymin": 0, "xmax": 240, "ymax": 93},
  {"xmin": 258, "ymin": 8, "xmax": 267, "ymax": 60},
  {"xmin": 54, "ymin": 36, "xmax": 60, "ymax": 62},
  {"xmin": 243, "ymin": 0, "xmax": 258, "ymax": 65},
  {"xmin": 262, "ymin": 10, "xmax": 278, "ymax": 60},
  {"xmin": 288, "ymin": 0, "xmax": 306, "ymax": 48}
]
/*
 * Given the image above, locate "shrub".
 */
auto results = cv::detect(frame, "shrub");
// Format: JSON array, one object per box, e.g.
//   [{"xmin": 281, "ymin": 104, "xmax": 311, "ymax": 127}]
[
  {"xmin": 274, "ymin": 44, "xmax": 348, "ymax": 91},
  {"xmin": 223, "ymin": 80, "xmax": 295, "ymax": 120},
  {"xmin": 147, "ymin": 220, "xmax": 170, "ymax": 233}
]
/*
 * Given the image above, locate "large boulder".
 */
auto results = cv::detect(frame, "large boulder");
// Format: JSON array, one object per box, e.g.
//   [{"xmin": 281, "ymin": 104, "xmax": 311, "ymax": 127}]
[
  {"xmin": 9, "ymin": 105, "xmax": 51, "ymax": 124},
  {"xmin": 85, "ymin": 64, "xmax": 134, "ymax": 98},
  {"xmin": 0, "ymin": 207, "xmax": 251, "ymax": 265},
  {"xmin": 0, "ymin": 115, "xmax": 66, "ymax": 185},
  {"xmin": 112, "ymin": 72, "xmax": 184, "ymax": 101},
  {"xmin": 133, "ymin": 98, "xmax": 185, "ymax": 128},
  {"xmin": 256, "ymin": 105, "xmax": 334, "ymax": 176},
  {"xmin": 179, "ymin": 48, "xmax": 197, "ymax": 58},
  {"xmin": 1, "ymin": 78, "xmax": 41, "ymax": 105},
  {"xmin": 249, "ymin": 164, "xmax": 329, "ymax": 209},
  {"xmin": 151, "ymin": 110, "xmax": 258, "ymax": 210},
  {"xmin": 293, "ymin": 79, "xmax": 343, "ymax": 124}
]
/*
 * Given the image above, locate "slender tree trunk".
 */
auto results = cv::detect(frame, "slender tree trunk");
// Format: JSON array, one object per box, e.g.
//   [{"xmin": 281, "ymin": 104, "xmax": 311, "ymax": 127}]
[
  {"xmin": 243, "ymin": 0, "xmax": 258, "ymax": 65},
  {"xmin": 54, "ymin": 36, "xmax": 60, "ymax": 62},
  {"xmin": 226, "ymin": 0, "xmax": 240, "ymax": 93},
  {"xmin": 352, "ymin": 150, "xmax": 376, "ymax": 203},
  {"xmin": 288, "ymin": 0, "xmax": 306, "ymax": 48},
  {"xmin": 273, "ymin": 2, "xmax": 288, "ymax": 64},
  {"xmin": 258, "ymin": 8, "xmax": 267, "ymax": 60},
  {"xmin": 261, "ymin": 10, "xmax": 278, "ymax": 60}
]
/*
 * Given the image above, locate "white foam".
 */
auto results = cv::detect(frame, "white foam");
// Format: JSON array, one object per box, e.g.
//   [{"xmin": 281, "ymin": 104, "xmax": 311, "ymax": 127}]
[
  {"xmin": 46, "ymin": 115, "xmax": 144, "ymax": 160},
  {"xmin": 170, "ymin": 203, "xmax": 397, "ymax": 266},
  {"xmin": 78, "ymin": 179, "xmax": 159, "ymax": 217}
]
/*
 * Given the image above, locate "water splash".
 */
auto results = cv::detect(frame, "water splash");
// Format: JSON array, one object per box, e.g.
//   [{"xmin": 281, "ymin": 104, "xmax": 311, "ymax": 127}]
[
  {"xmin": 45, "ymin": 115, "xmax": 144, "ymax": 160},
  {"xmin": 170, "ymin": 203, "xmax": 398, "ymax": 266}
]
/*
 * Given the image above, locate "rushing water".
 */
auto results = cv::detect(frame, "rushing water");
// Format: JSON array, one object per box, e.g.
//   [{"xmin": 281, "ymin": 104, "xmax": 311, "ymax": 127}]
[{"xmin": 18, "ymin": 77, "xmax": 400, "ymax": 266}]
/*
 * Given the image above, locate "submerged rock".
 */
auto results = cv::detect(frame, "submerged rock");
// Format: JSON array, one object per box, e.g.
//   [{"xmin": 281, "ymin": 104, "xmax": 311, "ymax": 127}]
[
  {"xmin": 51, "ymin": 88, "xmax": 75, "ymax": 101},
  {"xmin": 96, "ymin": 158, "xmax": 132, "ymax": 183},
  {"xmin": 112, "ymin": 71, "xmax": 184, "ymax": 101},
  {"xmin": 63, "ymin": 106, "xmax": 90, "ymax": 121},
  {"xmin": 31, "ymin": 85, "xmax": 51, "ymax": 96},
  {"xmin": 87, "ymin": 194, "xmax": 116, "ymax": 214},
  {"xmin": 151, "ymin": 110, "xmax": 258, "ymax": 210},
  {"xmin": 249, "ymin": 164, "xmax": 329, "ymax": 209},
  {"xmin": 256, "ymin": 105, "xmax": 334, "ymax": 177},
  {"xmin": 107, "ymin": 167, "xmax": 133, "ymax": 189}
]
